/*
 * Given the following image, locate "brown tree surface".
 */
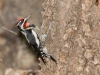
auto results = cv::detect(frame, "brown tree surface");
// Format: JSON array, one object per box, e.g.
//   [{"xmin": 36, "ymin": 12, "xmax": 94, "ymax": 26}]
[{"xmin": 40, "ymin": 0, "xmax": 100, "ymax": 75}]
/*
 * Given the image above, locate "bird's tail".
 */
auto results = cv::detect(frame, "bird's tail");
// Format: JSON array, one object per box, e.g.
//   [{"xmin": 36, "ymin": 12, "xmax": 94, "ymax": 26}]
[{"xmin": 39, "ymin": 50, "xmax": 57, "ymax": 64}]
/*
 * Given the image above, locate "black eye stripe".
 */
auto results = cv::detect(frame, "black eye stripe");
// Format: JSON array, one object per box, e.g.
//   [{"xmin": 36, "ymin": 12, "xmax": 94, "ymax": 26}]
[
  {"xmin": 18, "ymin": 21, "xmax": 21, "ymax": 25},
  {"xmin": 17, "ymin": 20, "xmax": 24, "ymax": 26},
  {"xmin": 18, "ymin": 26, "xmax": 23, "ymax": 31}
]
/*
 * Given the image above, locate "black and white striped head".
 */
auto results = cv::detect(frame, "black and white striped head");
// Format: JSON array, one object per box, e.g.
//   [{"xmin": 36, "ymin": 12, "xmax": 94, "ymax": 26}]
[{"xmin": 15, "ymin": 18, "xmax": 30, "ymax": 31}]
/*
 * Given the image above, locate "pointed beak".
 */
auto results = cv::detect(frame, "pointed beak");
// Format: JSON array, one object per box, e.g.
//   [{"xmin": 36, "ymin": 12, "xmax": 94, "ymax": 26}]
[{"xmin": 15, "ymin": 22, "xmax": 19, "ymax": 27}]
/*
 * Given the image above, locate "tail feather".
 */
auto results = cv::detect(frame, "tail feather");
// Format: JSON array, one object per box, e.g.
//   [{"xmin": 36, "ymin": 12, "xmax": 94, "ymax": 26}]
[
  {"xmin": 39, "ymin": 52, "xmax": 47, "ymax": 64},
  {"xmin": 49, "ymin": 55, "xmax": 57, "ymax": 64},
  {"xmin": 39, "ymin": 51, "xmax": 57, "ymax": 64}
]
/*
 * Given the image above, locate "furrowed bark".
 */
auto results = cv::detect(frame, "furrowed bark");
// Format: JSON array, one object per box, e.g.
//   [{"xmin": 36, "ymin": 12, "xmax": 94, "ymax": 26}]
[{"xmin": 40, "ymin": 0, "xmax": 100, "ymax": 75}]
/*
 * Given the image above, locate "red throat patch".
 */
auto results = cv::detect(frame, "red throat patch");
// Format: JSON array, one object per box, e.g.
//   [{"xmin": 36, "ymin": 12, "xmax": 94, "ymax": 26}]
[
  {"xmin": 16, "ymin": 18, "xmax": 30, "ymax": 29},
  {"xmin": 23, "ymin": 21, "xmax": 30, "ymax": 28}
]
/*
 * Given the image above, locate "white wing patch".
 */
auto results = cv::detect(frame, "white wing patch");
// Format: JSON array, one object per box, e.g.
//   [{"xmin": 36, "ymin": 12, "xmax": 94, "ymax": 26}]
[{"xmin": 32, "ymin": 30, "xmax": 40, "ymax": 47}]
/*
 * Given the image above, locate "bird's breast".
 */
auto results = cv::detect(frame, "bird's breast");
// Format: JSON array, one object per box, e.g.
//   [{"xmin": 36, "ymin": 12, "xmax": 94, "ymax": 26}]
[{"xmin": 25, "ymin": 30, "xmax": 40, "ymax": 47}]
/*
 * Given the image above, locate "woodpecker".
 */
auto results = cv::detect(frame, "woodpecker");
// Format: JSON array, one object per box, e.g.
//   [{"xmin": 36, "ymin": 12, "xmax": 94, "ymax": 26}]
[{"xmin": 15, "ymin": 15, "xmax": 57, "ymax": 64}]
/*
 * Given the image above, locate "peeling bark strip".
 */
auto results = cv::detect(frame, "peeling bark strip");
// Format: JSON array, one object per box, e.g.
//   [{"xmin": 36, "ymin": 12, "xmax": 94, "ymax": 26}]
[{"xmin": 41, "ymin": 0, "xmax": 100, "ymax": 75}]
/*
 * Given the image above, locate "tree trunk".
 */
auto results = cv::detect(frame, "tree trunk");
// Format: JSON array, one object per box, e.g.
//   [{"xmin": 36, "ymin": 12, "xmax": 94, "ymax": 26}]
[{"xmin": 40, "ymin": 0, "xmax": 100, "ymax": 75}]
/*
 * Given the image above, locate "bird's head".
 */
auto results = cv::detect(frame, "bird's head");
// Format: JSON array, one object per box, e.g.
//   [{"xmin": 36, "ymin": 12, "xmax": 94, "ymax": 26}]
[
  {"xmin": 15, "ymin": 18, "xmax": 30, "ymax": 31},
  {"xmin": 15, "ymin": 15, "xmax": 31, "ymax": 31}
]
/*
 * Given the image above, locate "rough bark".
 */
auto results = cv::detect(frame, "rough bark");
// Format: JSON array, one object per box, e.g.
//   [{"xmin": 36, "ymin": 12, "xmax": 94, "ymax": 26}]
[{"xmin": 40, "ymin": 0, "xmax": 100, "ymax": 75}]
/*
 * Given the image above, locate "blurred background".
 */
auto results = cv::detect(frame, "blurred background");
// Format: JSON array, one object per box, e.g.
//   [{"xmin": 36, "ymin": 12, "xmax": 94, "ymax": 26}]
[{"xmin": 0, "ymin": 0, "xmax": 44, "ymax": 75}]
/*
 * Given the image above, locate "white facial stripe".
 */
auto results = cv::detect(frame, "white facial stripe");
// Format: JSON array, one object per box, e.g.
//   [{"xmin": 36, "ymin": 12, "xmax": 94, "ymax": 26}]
[
  {"xmin": 32, "ymin": 30, "xmax": 40, "ymax": 47},
  {"xmin": 21, "ymin": 24, "xmax": 24, "ymax": 29},
  {"xmin": 21, "ymin": 21, "xmax": 25, "ymax": 30},
  {"xmin": 17, "ymin": 21, "xmax": 21, "ymax": 26},
  {"xmin": 18, "ymin": 20, "xmax": 25, "ymax": 30}
]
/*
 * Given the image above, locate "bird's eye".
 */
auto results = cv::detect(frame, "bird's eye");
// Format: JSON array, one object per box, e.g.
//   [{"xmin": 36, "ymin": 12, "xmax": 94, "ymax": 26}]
[{"xmin": 17, "ymin": 21, "xmax": 22, "ymax": 25}]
